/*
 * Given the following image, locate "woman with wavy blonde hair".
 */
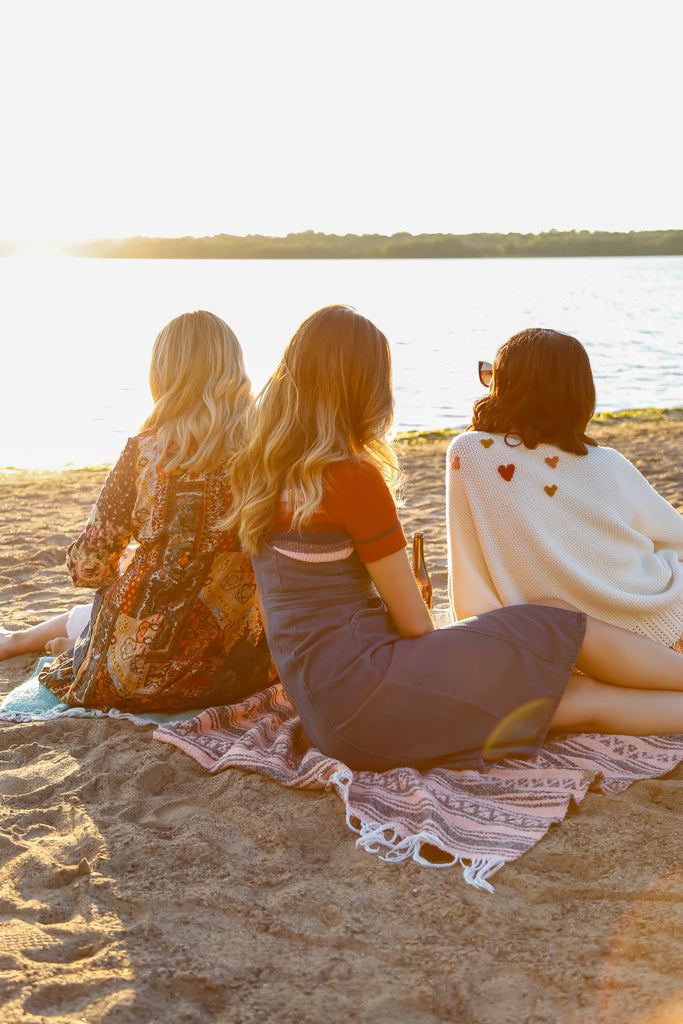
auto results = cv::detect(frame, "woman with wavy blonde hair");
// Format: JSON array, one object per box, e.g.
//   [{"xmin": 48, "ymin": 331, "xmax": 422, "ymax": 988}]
[
  {"xmin": 231, "ymin": 303, "xmax": 397, "ymax": 555},
  {"xmin": 40, "ymin": 310, "xmax": 273, "ymax": 713},
  {"xmin": 229, "ymin": 305, "xmax": 683, "ymax": 773},
  {"xmin": 144, "ymin": 309, "xmax": 253, "ymax": 474}
]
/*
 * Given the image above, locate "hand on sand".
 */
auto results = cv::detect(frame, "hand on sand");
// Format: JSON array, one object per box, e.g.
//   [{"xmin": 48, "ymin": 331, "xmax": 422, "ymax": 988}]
[
  {"xmin": 44, "ymin": 637, "xmax": 72, "ymax": 656},
  {"xmin": 1, "ymin": 625, "xmax": 72, "ymax": 660}
]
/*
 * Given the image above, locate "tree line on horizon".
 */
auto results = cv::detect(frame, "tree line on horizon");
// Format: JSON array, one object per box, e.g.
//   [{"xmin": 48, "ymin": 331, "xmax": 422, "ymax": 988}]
[{"xmin": 3, "ymin": 228, "xmax": 683, "ymax": 259}]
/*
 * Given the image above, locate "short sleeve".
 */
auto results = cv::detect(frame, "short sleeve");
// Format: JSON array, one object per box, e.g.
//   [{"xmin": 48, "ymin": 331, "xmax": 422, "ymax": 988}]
[{"xmin": 323, "ymin": 460, "xmax": 406, "ymax": 563}]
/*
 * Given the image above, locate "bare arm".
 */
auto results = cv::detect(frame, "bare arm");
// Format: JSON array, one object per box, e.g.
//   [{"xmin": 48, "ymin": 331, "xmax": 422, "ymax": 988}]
[{"xmin": 366, "ymin": 548, "xmax": 434, "ymax": 638}]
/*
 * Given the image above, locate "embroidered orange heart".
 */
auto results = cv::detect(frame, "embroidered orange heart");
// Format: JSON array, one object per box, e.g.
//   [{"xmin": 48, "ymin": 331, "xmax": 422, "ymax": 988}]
[
  {"xmin": 480, "ymin": 438, "xmax": 494, "ymax": 448},
  {"xmin": 450, "ymin": 454, "xmax": 461, "ymax": 470},
  {"xmin": 544, "ymin": 485, "xmax": 558, "ymax": 496},
  {"xmin": 498, "ymin": 464, "xmax": 515, "ymax": 481},
  {"xmin": 545, "ymin": 456, "xmax": 559, "ymax": 468}
]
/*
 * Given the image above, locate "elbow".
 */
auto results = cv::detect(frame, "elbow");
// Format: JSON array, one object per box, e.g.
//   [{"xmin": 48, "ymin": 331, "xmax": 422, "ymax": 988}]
[
  {"xmin": 67, "ymin": 558, "xmax": 109, "ymax": 590},
  {"xmin": 70, "ymin": 573, "xmax": 105, "ymax": 590}
]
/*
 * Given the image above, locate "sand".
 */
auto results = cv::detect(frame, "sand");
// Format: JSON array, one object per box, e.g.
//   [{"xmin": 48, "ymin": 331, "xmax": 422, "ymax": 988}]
[{"xmin": 2, "ymin": 416, "xmax": 683, "ymax": 1024}]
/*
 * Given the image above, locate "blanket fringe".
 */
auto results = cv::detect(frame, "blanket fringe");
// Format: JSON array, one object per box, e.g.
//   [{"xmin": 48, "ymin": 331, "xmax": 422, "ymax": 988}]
[
  {"xmin": 0, "ymin": 706, "xmax": 156, "ymax": 726},
  {"xmin": 325, "ymin": 768, "xmax": 506, "ymax": 893}
]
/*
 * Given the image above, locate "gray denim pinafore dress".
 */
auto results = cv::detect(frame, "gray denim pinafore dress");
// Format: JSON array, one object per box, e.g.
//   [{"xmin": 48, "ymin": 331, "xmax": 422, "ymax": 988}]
[{"xmin": 253, "ymin": 541, "xmax": 586, "ymax": 772}]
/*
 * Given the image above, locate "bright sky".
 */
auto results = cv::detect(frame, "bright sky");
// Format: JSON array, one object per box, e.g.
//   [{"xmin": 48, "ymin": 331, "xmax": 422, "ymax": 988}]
[{"xmin": 1, "ymin": 0, "xmax": 681, "ymax": 241}]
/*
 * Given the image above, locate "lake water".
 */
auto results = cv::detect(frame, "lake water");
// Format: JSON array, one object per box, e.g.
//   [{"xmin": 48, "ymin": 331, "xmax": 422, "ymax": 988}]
[{"xmin": 2, "ymin": 254, "xmax": 682, "ymax": 469}]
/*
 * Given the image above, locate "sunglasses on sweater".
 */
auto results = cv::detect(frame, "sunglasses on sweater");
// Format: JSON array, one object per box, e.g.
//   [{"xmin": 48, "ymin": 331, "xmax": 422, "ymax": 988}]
[{"xmin": 478, "ymin": 360, "xmax": 493, "ymax": 388}]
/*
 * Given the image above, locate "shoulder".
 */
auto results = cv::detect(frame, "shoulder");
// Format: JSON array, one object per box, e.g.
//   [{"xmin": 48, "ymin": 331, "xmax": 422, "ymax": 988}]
[
  {"xmin": 448, "ymin": 430, "xmax": 486, "ymax": 465},
  {"xmin": 323, "ymin": 457, "xmax": 398, "ymax": 523},
  {"xmin": 587, "ymin": 443, "xmax": 633, "ymax": 463},
  {"xmin": 132, "ymin": 430, "xmax": 159, "ymax": 452},
  {"xmin": 127, "ymin": 431, "xmax": 171, "ymax": 472},
  {"xmin": 447, "ymin": 430, "xmax": 532, "ymax": 467},
  {"xmin": 118, "ymin": 432, "xmax": 154, "ymax": 463},
  {"xmin": 324, "ymin": 457, "xmax": 390, "ymax": 494},
  {"xmin": 448, "ymin": 430, "xmax": 521, "ymax": 452},
  {"xmin": 583, "ymin": 444, "xmax": 645, "ymax": 478},
  {"xmin": 448, "ymin": 430, "xmax": 492, "ymax": 452},
  {"xmin": 105, "ymin": 435, "xmax": 143, "ymax": 475}
]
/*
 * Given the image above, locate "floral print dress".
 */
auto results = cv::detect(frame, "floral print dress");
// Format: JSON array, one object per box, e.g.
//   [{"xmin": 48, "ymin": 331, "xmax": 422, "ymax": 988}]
[{"xmin": 40, "ymin": 431, "xmax": 274, "ymax": 713}]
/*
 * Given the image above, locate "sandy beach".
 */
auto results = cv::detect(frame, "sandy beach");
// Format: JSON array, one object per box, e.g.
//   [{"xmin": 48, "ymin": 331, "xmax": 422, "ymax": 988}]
[{"xmin": 2, "ymin": 415, "xmax": 683, "ymax": 1024}]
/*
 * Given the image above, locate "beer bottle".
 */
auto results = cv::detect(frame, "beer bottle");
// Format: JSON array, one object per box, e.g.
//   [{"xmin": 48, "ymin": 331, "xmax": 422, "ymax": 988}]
[{"xmin": 412, "ymin": 531, "xmax": 432, "ymax": 609}]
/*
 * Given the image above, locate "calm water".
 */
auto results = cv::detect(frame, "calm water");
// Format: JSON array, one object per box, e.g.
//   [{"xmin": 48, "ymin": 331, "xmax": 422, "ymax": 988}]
[{"xmin": 2, "ymin": 255, "xmax": 682, "ymax": 469}]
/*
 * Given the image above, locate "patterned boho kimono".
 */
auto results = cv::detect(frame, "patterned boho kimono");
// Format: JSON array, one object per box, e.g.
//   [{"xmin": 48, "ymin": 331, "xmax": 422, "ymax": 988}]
[{"xmin": 40, "ymin": 431, "xmax": 274, "ymax": 713}]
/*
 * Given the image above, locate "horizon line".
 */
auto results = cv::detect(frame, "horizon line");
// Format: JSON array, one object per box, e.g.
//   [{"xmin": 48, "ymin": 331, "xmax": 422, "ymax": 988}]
[{"xmin": 3, "ymin": 226, "xmax": 683, "ymax": 246}]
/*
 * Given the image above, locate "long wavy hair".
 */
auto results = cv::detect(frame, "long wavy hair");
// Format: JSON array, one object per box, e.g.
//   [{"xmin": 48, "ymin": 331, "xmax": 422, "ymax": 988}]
[
  {"xmin": 471, "ymin": 328, "xmax": 598, "ymax": 455},
  {"xmin": 228, "ymin": 305, "xmax": 397, "ymax": 555},
  {"xmin": 142, "ymin": 310, "xmax": 253, "ymax": 474}
]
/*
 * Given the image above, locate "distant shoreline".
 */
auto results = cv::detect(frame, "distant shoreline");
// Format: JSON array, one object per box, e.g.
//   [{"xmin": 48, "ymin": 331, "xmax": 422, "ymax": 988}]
[
  {"xmin": 395, "ymin": 407, "xmax": 683, "ymax": 445},
  {"xmin": 3, "ymin": 229, "xmax": 683, "ymax": 260}
]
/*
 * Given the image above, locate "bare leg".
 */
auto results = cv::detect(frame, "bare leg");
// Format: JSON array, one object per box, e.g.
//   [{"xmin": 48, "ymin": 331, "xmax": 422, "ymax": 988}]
[
  {"xmin": 552, "ymin": 672, "xmax": 683, "ymax": 736},
  {"xmin": 0, "ymin": 613, "xmax": 71, "ymax": 660},
  {"xmin": 532, "ymin": 599, "xmax": 683, "ymax": 692},
  {"xmin": 525, "ymin": 599, "xmax": 683, "ymax": 736},
  {"xmin": 577, "ymin": 618, "xmax": 683, "ymax": 691}
]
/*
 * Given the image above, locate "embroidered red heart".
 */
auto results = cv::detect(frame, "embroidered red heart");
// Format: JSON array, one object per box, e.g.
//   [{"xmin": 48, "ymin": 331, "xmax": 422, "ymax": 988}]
[
  {"xmin": 545, "ymin": 456, "xmax": 559, "ymax": 468},
  {"xmin": 544, "ymin": 484, "xmax": 558, "ymax": 496},
  {"xmin": 498, "ymin": 464, "xmax": 515, "ymax": 481},
  {"xmin": 480, "ymin": 438, "xmax": 494, "ymax": 448},
  {"xmin": 450, "ymin": 454, "xmax": 461, "ymax": 470}
]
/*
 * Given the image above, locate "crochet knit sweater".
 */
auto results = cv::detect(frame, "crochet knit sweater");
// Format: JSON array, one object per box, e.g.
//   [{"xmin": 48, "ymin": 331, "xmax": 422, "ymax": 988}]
[{"xmin": 446, "ymin": 431, "xmax": 683, "ymax": 646}]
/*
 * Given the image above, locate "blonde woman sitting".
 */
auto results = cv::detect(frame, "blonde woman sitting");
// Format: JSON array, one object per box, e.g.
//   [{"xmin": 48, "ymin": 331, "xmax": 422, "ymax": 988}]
[
  {"xmin": 447, "ymin": 328, "xmax": 683, "ymax": 648},
  {"xmin": 40, "ymin": 311, "xmax": 273, "ymax": 713}
]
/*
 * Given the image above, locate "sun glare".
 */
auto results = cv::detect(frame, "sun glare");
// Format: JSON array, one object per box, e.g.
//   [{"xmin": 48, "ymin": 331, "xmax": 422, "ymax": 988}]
[{"xmin": 6, "ymin": 240, "xmax": 72, "ymax": 259}]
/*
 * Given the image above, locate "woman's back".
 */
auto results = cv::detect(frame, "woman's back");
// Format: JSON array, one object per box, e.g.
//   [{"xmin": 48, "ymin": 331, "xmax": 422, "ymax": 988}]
[
  {"xmin": 40, "ymin": 309, "xmax": 272, "ymax": 712},
  {"xmin": 447, "ymin": 431, "xmax": 683, "ymax": 643},
  {"xmin": 41, "ymin": 430, "xmax": 271, "ymax": 711},
  {"xmin": 449, "ymin": 328, "xmax": 683, "ymax": 645}
]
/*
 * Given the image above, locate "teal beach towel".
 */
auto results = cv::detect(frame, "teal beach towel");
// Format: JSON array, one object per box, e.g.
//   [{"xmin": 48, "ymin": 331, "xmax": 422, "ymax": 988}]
[{"xmin": 0, "ymin": 657, "xmax": 200, "ymax": 727}]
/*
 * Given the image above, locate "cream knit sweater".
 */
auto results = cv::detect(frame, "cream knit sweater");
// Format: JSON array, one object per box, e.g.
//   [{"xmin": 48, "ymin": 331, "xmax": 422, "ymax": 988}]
[{"xmin": 446, "ymin": 431, "xmax": 683, "ymax": 646}]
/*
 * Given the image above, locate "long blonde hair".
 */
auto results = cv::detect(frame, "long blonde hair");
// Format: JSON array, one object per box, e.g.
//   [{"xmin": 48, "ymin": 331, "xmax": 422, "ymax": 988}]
[
  {"xmin": 142, "ymin": 310, "xmax": 253, "ymax": 474},
  {"xmin": 228, "ymin": 305, "xmax": 397, "ymax": 555}
]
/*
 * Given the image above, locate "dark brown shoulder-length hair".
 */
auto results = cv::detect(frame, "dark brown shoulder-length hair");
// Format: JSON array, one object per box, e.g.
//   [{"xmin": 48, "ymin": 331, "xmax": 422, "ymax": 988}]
[{"xmin": 471, "ymin": 328, "xmax": 598, "ymax": 455}]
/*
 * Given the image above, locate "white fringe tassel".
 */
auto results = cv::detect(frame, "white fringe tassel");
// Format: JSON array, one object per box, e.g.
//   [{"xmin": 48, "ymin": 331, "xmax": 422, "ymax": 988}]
[
  {"xmin": 325, "ymin": 768, "xmax": 506, "ymax": 893},
  {"xmin": 0, "ymin": 706, "xmax": 157, "ymax": 727}
]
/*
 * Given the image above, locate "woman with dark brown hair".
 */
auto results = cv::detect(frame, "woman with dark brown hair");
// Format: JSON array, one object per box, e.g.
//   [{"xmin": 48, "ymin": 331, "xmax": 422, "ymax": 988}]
[{"xmin": 447, "ymin": 328, "xmax": 683, "ymax": 647}]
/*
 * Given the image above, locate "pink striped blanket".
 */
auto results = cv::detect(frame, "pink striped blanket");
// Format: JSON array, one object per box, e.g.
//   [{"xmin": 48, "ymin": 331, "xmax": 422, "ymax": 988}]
[{"xmin": 153, "ymin": 682, "xmax": 683, "ymax": 891}]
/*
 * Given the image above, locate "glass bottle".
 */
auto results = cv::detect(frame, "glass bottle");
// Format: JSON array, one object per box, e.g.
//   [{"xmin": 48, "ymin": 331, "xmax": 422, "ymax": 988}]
[{"xmin": 411, "ymin": 531, "xmax": 432, "ymax": 609}]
